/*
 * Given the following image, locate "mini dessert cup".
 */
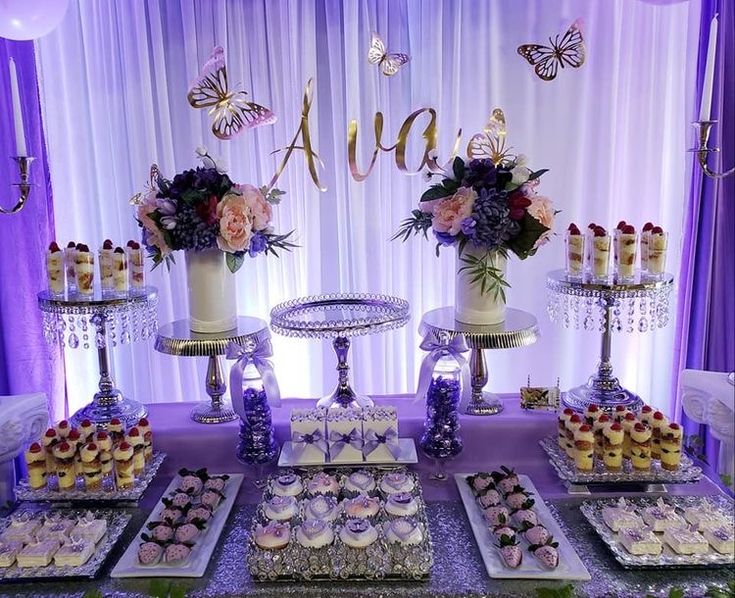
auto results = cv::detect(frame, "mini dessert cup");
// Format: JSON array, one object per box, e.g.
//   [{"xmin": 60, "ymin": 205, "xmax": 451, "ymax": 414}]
[
  {"xmin": 584, "ymin": 223, "xmax": 597, "ymax": 272},
  {"xmin": 630, "ymin": 423, "xmax": 652, "ymax": 471},
  {"xmin": 52, "ymin": 441, "xmax": 77, "ymax": 492},
  {"xmin": 591, "ymin": 228, "xmax": 611, "ymax": 281},
  {"xmin": 616, "ymin": 227, "xmax": 638, "ymax": 281},
  {"xmin": 603, "ymin": 423, "xmax": 624, "ymax": 471},
  {"xmin": 113, "ymin": 441, "xmax": 135, "ymax": 490},
  {"xmin": 660, "ymin": 423, "xmax": 683, "ymax": 471},
  {"xmin": 647, "ymin": 229, "xmax": 668, "ymax": 278},
  {"xmin": 565, "ymin": 226, "xmax": 584, "ymax": 279},
  {"xmin": 24, "ymin": 443, "xmax": 47, "ymax": 490},
  {"xmin": 80, "ymin": 442, "xmax": 103, "ymax": 491},
  {"xmin": 99, "ymin": 242, "xmax": 114, "ymax": 292},
  {"xmin": 126, "ymin": 427, "xmax": 145, "ymax": 475},
  {"xmin": 640, "ymin": 222, "xmax": 654, "ymax": 272},
  {"xmin": 112, "ymin": 247, "xmax": 129, "ymax": 294},
  {"xmin": 63, "ymin": 242, "xmax": 77, "ymax": 290},
  {"xmin": 46, "ymin": 243, "xmax": 65, "ymax": 295},
  {"xmin": 74, "ymin": 246, "xmax": 95, "ymax": 296},
  {"xmin": 127, "ymin": 241, "xmax": 146, "ymax": 288}
]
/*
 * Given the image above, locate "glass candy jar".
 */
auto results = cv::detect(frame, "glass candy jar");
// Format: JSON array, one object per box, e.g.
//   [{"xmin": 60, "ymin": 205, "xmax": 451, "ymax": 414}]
[
  {"xmin": 419, "ymin": 352, "xmax": 464, "ymax": 470},
  {"xmin": 235, "ymin": 362, "xmax": 279, "ymax": 466}
]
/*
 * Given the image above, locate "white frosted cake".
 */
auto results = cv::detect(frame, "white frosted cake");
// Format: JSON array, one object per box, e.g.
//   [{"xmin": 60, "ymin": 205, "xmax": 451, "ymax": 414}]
[
  {"xmin": 290, "ymin": 408, "xmax": 327, "ymax": 464},
  {"xmin": 326, "ymin": 409, "xmax": 364, "ymax": 463},
  {"xmin": 362, "ymin": 406, "xmax": 399, "ymax": 463}
]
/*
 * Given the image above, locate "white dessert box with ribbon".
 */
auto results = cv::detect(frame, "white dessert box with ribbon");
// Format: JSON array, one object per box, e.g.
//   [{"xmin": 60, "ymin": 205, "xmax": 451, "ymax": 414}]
[
  {"xmin": 290, "ymin": 408, "xmax": 327, "ymax": 464},
  {"xmin": 326, "ymin": 409, "xmax": 364, "ymax": 463},
  {"xmin": 362, "ymin": 406, "xmax": 399, "ymax": 463}
]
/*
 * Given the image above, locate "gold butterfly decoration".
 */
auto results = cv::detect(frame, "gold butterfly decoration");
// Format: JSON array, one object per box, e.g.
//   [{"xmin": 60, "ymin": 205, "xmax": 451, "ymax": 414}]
[
  {"xmin": 517, "ymin": 19, "xmax": 586, "ymax": 81},
  {"xmin": 367, "ymin": 32, "xmax": 410, "ymax": 76},
  {"xmin": 187, "ymin": 46, "xmax": 276, "ymax": 140},
  {"xmin": 129, "ymin": 164, "xmax": 161, "ymax": 206},
  {"xmin": 467, "ymin": 109, "xmax": 515, "ymax": 167}
]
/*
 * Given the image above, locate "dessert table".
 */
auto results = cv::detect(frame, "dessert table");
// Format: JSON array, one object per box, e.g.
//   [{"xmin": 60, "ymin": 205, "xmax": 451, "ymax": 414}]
[{"xmin": 1, "ymin": 396, "xmax": 731, "ymax": 597}]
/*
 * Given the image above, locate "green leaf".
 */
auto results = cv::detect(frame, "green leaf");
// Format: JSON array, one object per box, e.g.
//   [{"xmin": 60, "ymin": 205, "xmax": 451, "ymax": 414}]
[
  {"xmin": 667, "ymin": 589, "xmax": 685, "ymax": 598},
  {"xmin": 83, "ymin": 591, "xmax": 104, "ymax": 598},
  {"xmin": 420, "ymin": 184, "xmax": 451, "ymax": 202},
  {"xmin": 536, "ymin": 584, "xmax": 575, "ymax": 598},
  {"xmin": 442, "ymin": 178, "xmax": 459, "ymax": 194},
  {"xmin": 507, "ymin": 212, "xmax": 550, "ymax": 260},
  {"xmin": 528, "ymin": 168, "xmax": 549, "ymax": 181},
  {"xmin": 225, "ymin": 251, "xmax": 245, "ymax": 273},
  {"xmin": 452, "ymin": 156, "xmax": 465, "ymax": 181}
]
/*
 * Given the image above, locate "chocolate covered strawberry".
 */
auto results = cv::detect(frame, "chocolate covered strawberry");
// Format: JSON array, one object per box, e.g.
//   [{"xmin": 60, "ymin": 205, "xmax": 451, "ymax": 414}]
[
  {"xmin": 491, "ymin": 466, "xmax": 519, "ymax": 496},
  {"xmin": 505, "ymin": 485, "xmax": 532, "ymax": 511},
  {"xmin": 483, "ymin": 505, "xmax": 510, "ymax": 526},
  {"xmin": 521, "ymin": 522, "xmax": 551, "ymax": 545},
  {"xmin": 498, "ymin": 534, "xmax": 523, "ymax": 569},
  {"xmin": 467, "ymin": 472, "xmax": 494, "ymax": 495},
  {"xmin": 529, "ymin": 537, "xmax": 559, "ymax": 569},
  {"xmin": 492, "ymin": 514, "xmax": 516, "ymax": 541},
  {"xmin": 477, "ymin": 487, "xmax": 502, "ymax": 508},
  {"xmin": 511, "ymin": 499, "xmax": 538, "ymax": 527}
]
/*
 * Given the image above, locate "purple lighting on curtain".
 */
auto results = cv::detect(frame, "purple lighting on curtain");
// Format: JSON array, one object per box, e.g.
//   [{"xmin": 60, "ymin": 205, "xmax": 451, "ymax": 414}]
[
  {"xmin": 0, "ymin": 39, "xmax": 64, "ymax": 419},
  {"xmin": 674, "ymin": 0, "xmax": 734, "ymax": 474}
]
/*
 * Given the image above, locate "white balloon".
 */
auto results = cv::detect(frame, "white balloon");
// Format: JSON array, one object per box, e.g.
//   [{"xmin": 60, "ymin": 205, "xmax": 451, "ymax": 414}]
[{"xmin": 0, "ymin": 0, "xmax": 70, "ymax": 41}]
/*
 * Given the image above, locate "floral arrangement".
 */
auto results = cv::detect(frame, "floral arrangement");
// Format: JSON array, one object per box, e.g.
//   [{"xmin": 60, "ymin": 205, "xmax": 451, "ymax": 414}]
[
  {"xmin": 394, "ymin": 155, "xmax": 555, "ymax": 298},
  {"xmin": 135, "ymin": 148, "xmax": 294, "ymax": 272}
]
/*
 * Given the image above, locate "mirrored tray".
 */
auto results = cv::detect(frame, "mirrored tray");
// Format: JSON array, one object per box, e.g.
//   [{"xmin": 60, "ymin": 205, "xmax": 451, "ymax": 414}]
[
  {"xmin": 247, "ymin": 467, "xmax": 433, "ymax": 581},
  {"xmin": 539, "ymin": 436, "xmax": 702, "ymax": 485},
  {"xmin": 580, "ymin": 496, "xmax": 735, "ymax": 568},
  {"xmin": 0, "ymin": 507, "xmax": 131, "ymax": 580},
  {"xmin": 15, "ymin": 452, "xmax": 165, "ymax": 504}
]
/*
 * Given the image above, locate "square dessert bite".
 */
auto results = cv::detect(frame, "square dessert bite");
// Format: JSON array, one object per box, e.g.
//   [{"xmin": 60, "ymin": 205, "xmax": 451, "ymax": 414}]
[
  {"xmin": 662, "ymin": 527, "xmax": 710, "ymax": 555},
  {"xmin": 1, "ymin": 514, "xmax": 40, "ymax": 544},
  {"xmin": 641, "ymin": 498, "xmax": 685, "ymax": 532},
  {"xmin": 682, "ymin": 507, "xmax": 733, "ymax": 532},
  {"xmin": 0, "ymin": 540, "xmax": 24, "ymax": 567},
  {"xmin": 703, "ymin": 526, "xmax": 735, "ymax": 555},
  {"xmin": 602, "ymin": 498, "xmax": 644, "ymax": 532},
  {"xmin": 619, "ymin": 527, "xmax": 663, "ymax": 556},
  {"xmin": 16, "ymin": 538, "xmax": 62, "ymax": 567},
  {"xmin": 54, "ymin": 540, "xmax": 96, "ymax": 567},
  {"xmin": 71, "ymin": 513, "xmax": 108, "ymax": 544}
]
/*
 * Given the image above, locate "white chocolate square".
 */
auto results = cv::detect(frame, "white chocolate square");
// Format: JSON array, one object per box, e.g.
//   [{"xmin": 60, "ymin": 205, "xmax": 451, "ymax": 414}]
[
  {"xmin": 682, "ymin": 507, "xmax": 732, "ymax": 532},
  {"xmin": 663, "ymin": 528, "xmax": 709, "ymax": 555},
  {"xmin": 54, "ymin": 540, "xmax": 95, "ymax": 567},
  {"xmin": 619, "ymin": 528, "xmax": 663, "ymax": 556},
  {"xmin": 326, "ymin": 409, "xmax": 364, "ymax": 463},
  {"xmin": 362, "ymin": 406, "xmax": 398, "ymax": 463},
  {"xmin": 290, "ymin": 408, "xmax": 327, "ymax": 464},
  {"xmin": 703, "ymin": 527, "xmax": 735, "ymax": 555},
  {"xmin": 16, "ymin": 538, "xmax": 61, "ymax": 567}
]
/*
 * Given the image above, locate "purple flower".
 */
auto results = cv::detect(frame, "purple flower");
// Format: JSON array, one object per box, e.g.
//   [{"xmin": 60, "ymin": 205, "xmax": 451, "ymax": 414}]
[
  {"xmin": 463, "ymin": 159, "xmax": 498, "ymax": 189},
  {"xmin": 434, "ymin": 231, "xmax": 456, "ymax": 246},
  {"xmin": 248, "ymin": 232, "xmax": 268, "ymax": 257},
  {"xmin": 460, "ymin": 217, "xmax": 476, "ymax": 237},
  {"xmin": 157, "ymin": 199, "xmax": 178, "ymax": 230}
]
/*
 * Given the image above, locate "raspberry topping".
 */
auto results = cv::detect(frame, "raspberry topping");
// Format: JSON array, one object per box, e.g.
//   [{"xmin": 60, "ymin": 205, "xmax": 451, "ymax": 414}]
[
  {"xmin": 48, "ymin": 241, "xmax": 61, "ymax": 252},
  {"xmin": 86, "ymin": 443, "xmax": 98, "ymax": 451},
  {"xmin": 128, "ymin": 427, "xmax": 140, "ymax": 437},
  {"xmin": 131, "ymin": 241, "xmax": 141, "ymax": 249},
  {"xmin": 45, "ymin": 428, "xmax": 57, "ymax": 438},
  {"xmin": 567, "ymin": 223, "xmax": 581, "ymax": 235},
  {"xmin": 621, "ymin": 224, "xmax": 635, "ymax": 234},
  {"xmin": 77, "ymin": 244, "xmax": 89, "ymax": 252},
  {"xmin": 669, "ymin": 423, "xmax": 680, "ymax": 430},
  {"xmin": 119, "ymin": 441, "xmax": 131, "ymax": 450},
  {"xmin": 587, "ymin": 222, "xmax": 597, "ymax": 229},
  {"xmin": 598, "ymin": 414, "xmax": 611, "ymax": 423},
  {"xmin": 653, "ymin": 411, "xmax": 665, "ymax": 420},
  {"xmin": 138, "ymin": 417, "xmax": 149, "ymax": 427},
  {"xmin": 110, "ymin": 418, "xmax": 122, "ymax": 425},
  {"xmin": 615, "ymin": 406, "xmax": 627, "ymax": 412},
  {"xmin": 114, "ymin": 246, "xmax": 125, "ymax": 254},
  {"xmin": 103, "ymin": 239, "xmax": 113, "ymax": 250},
  {"xmin": 57, "ymin": 441, "xmax": 71, "ymax": 452},
  {"xmin": 588, "ymin": 404, "xmax": 599, "ymax": 412},
  {"xmin": 68, "ymin": 429, "xmax": 81, "ymax": 441},
  {"xmin": 570, "ymin": 414, "xmax": 582, "ymax": 424},
  {"xmin": 624, "ymin": 413, "xmax": 637, "ymax": 421},
  {"xmin": 593, "ymin": 226, "xmax": 607, "ymax": 237},
  {"xmin": 642, "ymin": 222, "xmax": 655, "ymax": 232},
  {"xmin": 616, "ymin": 220, "xmax": 627, "ymax": 230},
  {"xmin": 579, "ymin": 424, "xmax": 591, "ymax": 432},
  {"xmin": 634, "ymin": 423, "xmax": 647, "ymax": 432},
  {"xmin": 651, "ymin": 226, "xmax": 664, "ymax": 234},
  {"xmin": 641, "ymin": 405, "xmax": 653, "ymax": 413},
  {"xmin": 127, "ymin": 240, "xmax": 137, "ymax": 248},
  {"xmin": 563, "ymin": 408, "xmax": 574, "ymax": 416},
  {"xmin": 67, "ymin": 241, "xmax": 76, "ymax": 248},
  {"xmin": 96, "ymin": 431, "xmax": 109, "ymax": 440},
  {"xmin": 29, "ymin": 443, "xmax": 42, "ymax": 453},
  {"xmin": 58, "ymin": 420, "xmax": 69, "ymax": 429},
  {"xmin": 610, "ymin": 423, "xmax": 622, "ymax": 431}
]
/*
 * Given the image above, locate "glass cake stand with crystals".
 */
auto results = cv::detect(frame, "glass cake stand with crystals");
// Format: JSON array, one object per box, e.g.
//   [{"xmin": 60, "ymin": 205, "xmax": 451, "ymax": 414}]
[
  {"xmin": 546, "ymin": 269, "xmax": 674, "ymax": 411},
  {"xmin": 38, "ymin": 287, "xmax": 158, "ymax": 426},
  {"xmin": 270, "ymin": 293, "xmax": 410, "ymax": 408},
  {"xmin": 419, "ymin": 307, "xmax": 540, "ymax": 416},
  {"xmin": 155, "ymin": 316, "xmax": 272, "ymax": 424}
]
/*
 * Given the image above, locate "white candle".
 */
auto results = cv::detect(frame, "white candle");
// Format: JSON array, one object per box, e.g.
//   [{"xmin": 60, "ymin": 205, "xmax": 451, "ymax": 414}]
[
  {"xmin": 699, "ymin": 14, "xmax": 719, "ymax": 122},
  {"xmin": 8, "ymin": 58, "xmax": 27, "ymax": 156}
]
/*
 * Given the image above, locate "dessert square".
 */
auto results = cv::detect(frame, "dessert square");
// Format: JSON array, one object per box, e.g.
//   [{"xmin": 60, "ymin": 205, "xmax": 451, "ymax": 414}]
[
  {"xmin": 326, "ymin": 408, "xmax": 364, "ymax": 463},
  {"xmin": 362, "ymin": 406, "xmax": 399, "ymax": 463},
  {"xmin": 0, "ymin": 515, "xmax": 40, "ymax": 544},
  {"xmin": 37, "ymin": 517, "xmax": 77, "ymax": 542},
  {"xmin": 602, "ymin": 499, "xmax": 644, "ymax": 532},
  {"xmin": 54, "ymin": 540, "xmax": 96, "ymax": 567},
  {"xmin": 0, "ymin": 540, "xmax": 23, "ymax": 567},
  {"xmin": 290, "ymin": 408, "xmax": 328, "ymax": 464},
  {"xmin": 641, "ymin": 499, "xmax": 685, "ymax": 532},
  {"xmin": 71, "ymin": 514, "xmax": 108, "ymax": 544},
  {"xmin": 618, "ymin": 527, "xmax": 663, "ymax": 556},
  {"xmin": 662, "ymin": 527, "xmax": 710, "ymax": 555},
  {"xmin": 703, "ymin": 526, "xmax": 735, "ymax": 555},
  {"xmin": 16, "ymin": 538, "xmax": 62, "ymax": 567},
  {"xmin": 682, "ymin": 507, "xmax": 732, "ymax": 532}
]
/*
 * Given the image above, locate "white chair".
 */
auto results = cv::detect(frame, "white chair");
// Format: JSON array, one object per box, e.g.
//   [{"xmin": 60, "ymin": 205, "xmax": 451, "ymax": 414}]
[
  {"xmin": 680, "ymin": 370, "xmax": 735, "ymax": 487},
  {"xmin": 0, "ymin": 393, "xmax": 49, "ymax": 505}
]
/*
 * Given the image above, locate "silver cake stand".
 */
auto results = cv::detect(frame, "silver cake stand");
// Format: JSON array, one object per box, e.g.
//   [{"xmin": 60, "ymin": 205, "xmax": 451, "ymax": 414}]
[
  {"xmin": 419, "ymin": 307, "xmax": 540, "ymax": 416},
  {"xmin": 546, "ymin": 269, "xmax": 674, "ymax": 411},
  {"xmin": 38, "ymin": 287, "xmax": 158, "ymax": 426},
  {"xmin": 155, "ymin": 317, "xmax": 271, "ymax": 424},
  {"xmin": 270, "ymin": 293, "xmax": 410, "ymax": 408}
]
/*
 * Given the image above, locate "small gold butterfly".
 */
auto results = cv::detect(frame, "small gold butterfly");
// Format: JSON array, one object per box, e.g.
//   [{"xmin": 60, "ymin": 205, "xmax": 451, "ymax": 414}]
[
  {"xmin": 467, "ymin": 109, "xmax": 515, "ymax": 167},
  {"xmin": 187, "ymin": 46, "xmax": 276, "ymax": 140},
  {"xmin": 367, "ymin": 32, "xmax": 410, "ymax": 76},
  {"xmin": 129, "ymin": 164, "xmax": 162, "ymax": 205},
  {"xmin": 517, "ymin": 19, "xmax": 586, "ymax": 81}
]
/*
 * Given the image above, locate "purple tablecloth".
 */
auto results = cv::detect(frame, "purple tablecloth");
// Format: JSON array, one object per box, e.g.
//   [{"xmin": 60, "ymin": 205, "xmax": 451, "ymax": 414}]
[{"xmin": 149, "ymin": 395, "xmax": 723, "ymax": 503}]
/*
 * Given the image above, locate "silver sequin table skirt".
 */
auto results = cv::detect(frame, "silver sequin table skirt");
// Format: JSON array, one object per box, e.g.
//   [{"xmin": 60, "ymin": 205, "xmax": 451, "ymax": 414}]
[{"xmin": 0, "ymin": 500, "xmax": 731, "ymax": 598}]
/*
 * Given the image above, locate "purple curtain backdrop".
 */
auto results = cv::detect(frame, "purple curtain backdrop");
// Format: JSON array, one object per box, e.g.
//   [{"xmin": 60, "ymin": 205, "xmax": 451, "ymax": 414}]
[
  {"xmin": 674, "ymin": 0, "xmax": 735, "ymax": 473},
  {"xmin": 0, "ymin": 39, "xmax": 64, "ymax": 420}
]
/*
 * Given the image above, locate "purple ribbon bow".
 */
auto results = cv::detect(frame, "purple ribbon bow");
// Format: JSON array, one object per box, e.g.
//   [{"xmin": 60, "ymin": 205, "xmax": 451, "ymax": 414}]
[
  {"xmin": 226, "ymin": 340, "xmax": 281, "ymax": 417},
  {"xmin": 416, "ymin": 334, "xmax": 471, "ymax": 410},
  {"xmin": 363, "ymin": 427, "xmax": 401, "ymax": 459},
  {"xmin": 291, "ymin": 428, "xmax": 328, "ymax": 460},
  {"xmin": 328, "ymin": 428, "xmax": 363, "ymax": 459}
]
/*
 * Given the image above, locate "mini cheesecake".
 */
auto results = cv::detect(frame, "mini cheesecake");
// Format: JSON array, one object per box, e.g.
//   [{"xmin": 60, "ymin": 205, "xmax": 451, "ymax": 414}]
[
  {"xmin": 619, "ymin": 527, "xmax": 663, "ymax": 556},
  {"xmin": 660, "ymin": 423, "xmax": 683, "ymax": 471},
  {"xmin": 663, "ymin": 527, "xmax": 709, "ymax": 555},
  {"xmin": 629, "ymin": 423, "xmax": 652, "ymax": 471},
  {"xmin": 383, "ymin": 517, "xmax": 424, "ymax": 546}
]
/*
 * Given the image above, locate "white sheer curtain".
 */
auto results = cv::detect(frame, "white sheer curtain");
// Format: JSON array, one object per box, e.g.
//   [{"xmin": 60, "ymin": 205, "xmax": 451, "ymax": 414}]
[{"xmin": 35, "ymin": 0, "xmax": 701, "ymax": 415}]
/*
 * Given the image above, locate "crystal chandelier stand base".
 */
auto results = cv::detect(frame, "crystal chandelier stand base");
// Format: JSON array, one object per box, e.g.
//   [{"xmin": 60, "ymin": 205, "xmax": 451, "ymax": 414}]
[
  {"xmin": 316, "ymin": 336, "xmax": 374, "ymax": 409},
  {"xmin": 465, "ymin": 390, "xmax": 504, "ymax": 416},
  {"xmin": 190, "ymin": 354, "xmax": 238, "ymax": 424},
  {"xmin": 72, "ymin": 394, "xmax": 147, "ymax": 428},
  {"xmin": 563, "ymin": 382, "xmax": 643, "ymax": 412}
]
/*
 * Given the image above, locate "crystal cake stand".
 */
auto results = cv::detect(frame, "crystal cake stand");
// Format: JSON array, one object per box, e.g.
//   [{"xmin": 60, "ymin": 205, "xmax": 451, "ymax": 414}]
[
  {"xmin": 270, "ymin": 293, "xmax": 410, "ymax": 408},
  {"xmin": 546, "ymin": 269, "xmax": 674, "ymax": 411},
  {"xmin": 38, "ymin": 287, "xmax": 158, "ymax": 426},
  {"xmin": 419, "ymin": 307, "xmax": 540, "ymax": 416},
  {"xmin": 155, "ymin": 317, "xmax": 271, "ymax": 424}
]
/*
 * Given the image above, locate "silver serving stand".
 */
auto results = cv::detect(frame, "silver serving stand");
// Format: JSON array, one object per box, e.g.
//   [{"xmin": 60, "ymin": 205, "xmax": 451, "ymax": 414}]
[
  {"xmin": 270, "ymin": 293, "xmax": 410, "ymax": 408},
  {"xmin": 419, "ymin": 307, "xmax": 540, "ymax": 416},
  {"xmin": 546, "ymin": 270, "xmax": 674, "ymax": 411},
  {"xmin": 155, "ymin": 316, "xmax": 271, "ymax": 424},
  {"xmin": 38, "ymin": 287, "xmax": 158, "ymax": 426}
]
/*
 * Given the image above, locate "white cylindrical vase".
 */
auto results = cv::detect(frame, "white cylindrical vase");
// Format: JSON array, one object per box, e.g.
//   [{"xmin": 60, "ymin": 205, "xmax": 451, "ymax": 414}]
[
  {"xmin": 455, "ymin": 246, "xmax": 507, "ymax": 325},
  {"xmin": 185, "ymin": 248, "xmax": 238, "ymax": 333}
]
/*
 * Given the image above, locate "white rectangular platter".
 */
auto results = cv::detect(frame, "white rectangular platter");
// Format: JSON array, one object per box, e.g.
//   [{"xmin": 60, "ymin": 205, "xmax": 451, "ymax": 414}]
[
  {"xmin": 278, "ymin": 438, "xmax": 417, "ymax": 467},
  {"xmin": 455, "ymin": 473, "xmax": 591, "ymax": 580},
  {"xmin": 110, "ymin": 472, "xmax": 243, "ymax": 578}
]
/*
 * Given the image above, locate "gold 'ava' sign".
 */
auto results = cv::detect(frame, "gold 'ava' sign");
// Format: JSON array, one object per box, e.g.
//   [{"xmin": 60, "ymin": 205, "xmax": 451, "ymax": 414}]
[{"xmin": 268, "ymin": 78, "xmax": 504, "ymax": 192}]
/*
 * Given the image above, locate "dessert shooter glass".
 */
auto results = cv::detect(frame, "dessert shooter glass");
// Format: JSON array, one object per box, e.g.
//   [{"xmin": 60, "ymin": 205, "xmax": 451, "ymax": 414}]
[
  {"xmin": 75, "ymin": 252, "xmax": 95, "ymax": 296},
  {"xmin": 64, "ymin": 246, "xmax": 77, "ymax": 291},
  {"xmin": 591, "ymin": 235, "xmax": 611, "ymax": 282},
  {"xmin": 647, "ymin": 232, "xmax": 668, "ymax": 278},
  {"xmin": 46, "ymin": 252, "xmax": 65, "ymax": 296},
  {"xmin": 640, "ymin": 231, "xmax": 650, "ymax": 272},
  {"xmin": 565, "ymin": 232, "xmax": 585, "ymax": 279},
  {"xmin": 129, "ymin": 247, "xmax": 146, "ymax": 288},
  {"xmin": 616, "ymin": 232, "xmax": 638, "ymax": 281},
  {"xmin": 112, "ymin": 252, "xmax": 129, "ymax": 294},
  {"xmin": 99, "ymin": 249, "xmax": 114, "ymax": 292}
]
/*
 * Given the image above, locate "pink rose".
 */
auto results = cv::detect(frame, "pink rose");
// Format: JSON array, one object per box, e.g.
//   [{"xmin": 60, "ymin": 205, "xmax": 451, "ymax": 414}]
[
  {"xmin": 527, "ymin": 195, "xmax": 555, "ymax": 229},
  {"xmin": 236, "ymin": 184, "xmax": 272, "ymax": 231},
  {"xmin": 137, "ymin": 197, "xmax": 171, "ymax": 256},
  {"xmin": 216, "ymin": 192, "xmax": 254, "ymax": 253},
  {"xmin": 432, "ymin": 187, "xmax": 477, "ymax": 236}
]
